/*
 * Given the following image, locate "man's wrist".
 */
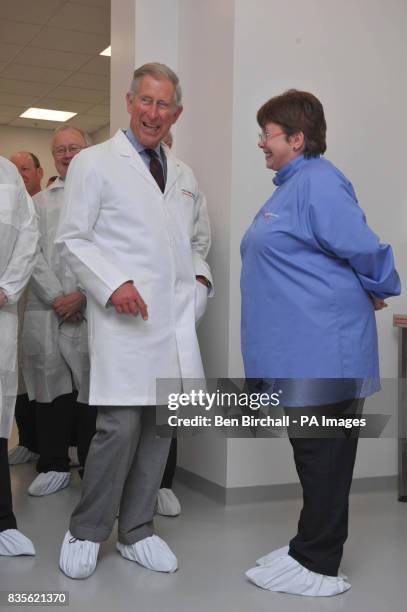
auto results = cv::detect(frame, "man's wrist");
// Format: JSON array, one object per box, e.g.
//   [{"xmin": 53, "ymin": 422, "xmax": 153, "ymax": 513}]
[{"xmin": 196, "ymin": 275, "xmax": 210, "ymax": 289}]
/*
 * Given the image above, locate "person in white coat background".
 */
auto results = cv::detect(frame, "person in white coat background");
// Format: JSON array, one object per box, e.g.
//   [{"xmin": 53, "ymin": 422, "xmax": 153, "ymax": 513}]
[
  {"xmin": 55, "ymin": 62, "xmax": 213, "ymax": 579},
  {"xmin": 22, "ymin": 127, "xmax": 97, "ymax": 497},
  {"xmin": 0, "ymin": 156, "xmax": 38, "ymax": 556},
  {"xmin": 8, "ymin": 151, "xmax": 44, "ymax": 467}
]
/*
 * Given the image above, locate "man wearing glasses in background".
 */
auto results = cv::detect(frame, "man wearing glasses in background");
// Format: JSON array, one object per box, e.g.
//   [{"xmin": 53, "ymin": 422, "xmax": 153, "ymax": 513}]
[{"xmin": 21, "ymin": 126, "xmax": 96, "ymax": 498}]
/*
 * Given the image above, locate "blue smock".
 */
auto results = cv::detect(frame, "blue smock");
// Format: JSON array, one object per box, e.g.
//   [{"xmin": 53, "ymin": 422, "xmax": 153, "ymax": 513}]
[{"xmin": 240, "ymin": 155, "xmax": 400, "ymax": 405}]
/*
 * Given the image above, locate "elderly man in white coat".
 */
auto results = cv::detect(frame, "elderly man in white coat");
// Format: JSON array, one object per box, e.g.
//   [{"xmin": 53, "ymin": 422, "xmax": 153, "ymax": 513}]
[
  {"xmin": 0, "ymin": 156, "xmax": 38, "ymax": 556},
  {"xmin": 55, "ymin": 62, "xmax": 213, "ymax": 579},
  {"xmin": 22, "ymin": 127, "xmax": 96, "ymax": 497}
]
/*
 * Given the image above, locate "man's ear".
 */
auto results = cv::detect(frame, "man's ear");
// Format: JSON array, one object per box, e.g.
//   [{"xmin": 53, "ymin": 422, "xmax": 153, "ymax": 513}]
[
  {"xmin": 172, "ymin": 105, "xmax": 183, "ymax": 125},
  {"xmin": 126, "ymin": 93, "xmax": 134, "ymax": 115}
]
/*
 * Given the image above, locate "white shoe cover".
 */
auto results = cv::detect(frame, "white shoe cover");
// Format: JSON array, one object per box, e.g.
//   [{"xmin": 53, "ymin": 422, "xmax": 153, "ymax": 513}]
[
  {"xmin": 0, "ymin": 529, "xmax": 35, "ymax": 556},
  {"xmin": 28, "ymin": 471, "xmax": 70, "ymax": 496},
  {"xmin": 256, "ymin": 546, "xmax": 348, "ymax": 580},
  {"xmin": 246, "ymin": 548, "xmax": 351, "ymax": 596},
  {"xmin": 256, "ymin": 545, "xmax": 290, "ymax": 566},
  {"xmin": 156, "ymin": 488, "xmax": 181, "ymax": 517},
  {"xmin": 116, "ymin": 535, "xmax": 178, "ymax": 573},
  {"xmin": 59, "ymin": 531, "xmax": 100, "ymax": 579},
  {"xmin": 8, "ymin": 446, "xmax": 39, "ymax": 465}
]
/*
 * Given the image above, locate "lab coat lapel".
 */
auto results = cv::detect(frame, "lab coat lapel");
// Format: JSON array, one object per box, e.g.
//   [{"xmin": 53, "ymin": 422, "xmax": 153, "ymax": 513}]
[
  {"xmin": 163, "ymin": 146, "xmax": 180, "ymax": 195},
  {"xmin": 112, "ymin": 130, "xmax": 158, "ymax": 191}
]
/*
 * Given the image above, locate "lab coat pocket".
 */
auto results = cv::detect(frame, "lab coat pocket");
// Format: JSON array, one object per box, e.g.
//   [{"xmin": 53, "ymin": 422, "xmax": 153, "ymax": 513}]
[
  {"xmin": 194, "ymin": 281, "xmax": 208, "ymax": 327},
  {"xmin": 0, "ymin": 309, "xmax": 17, "ymax": 372},
  {"xmin": 22, "ymin": 309, "xmax": 58, "ymax": 356}
]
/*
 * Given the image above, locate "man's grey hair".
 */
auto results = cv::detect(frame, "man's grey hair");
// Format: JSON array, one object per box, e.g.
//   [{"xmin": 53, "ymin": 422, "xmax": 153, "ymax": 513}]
[
  {"xmin": 52, "ymin": 125, "xmax": 92, "ymax": 147},
  {"xmin": 128, "ymin": 62, "xmax": 182, "ymax": 107}
]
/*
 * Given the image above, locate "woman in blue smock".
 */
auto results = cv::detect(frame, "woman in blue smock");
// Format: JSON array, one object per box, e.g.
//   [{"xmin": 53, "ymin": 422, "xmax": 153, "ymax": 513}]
[{"xmin": 241, "ymin": 90, "xmax": 400, "ymax": 596}]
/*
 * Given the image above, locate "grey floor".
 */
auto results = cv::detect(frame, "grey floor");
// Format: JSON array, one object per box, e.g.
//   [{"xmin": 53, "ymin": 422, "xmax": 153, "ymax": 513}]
[{"xmin": 2, "ymin": 463, "xmax": 407, "ymax": 612}]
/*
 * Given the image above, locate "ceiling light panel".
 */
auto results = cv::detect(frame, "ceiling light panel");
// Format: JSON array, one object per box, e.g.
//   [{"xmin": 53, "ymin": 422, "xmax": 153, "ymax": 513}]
[{"xmin": 20, "ymin": 107, "xmax": 77, "ymax": 122}]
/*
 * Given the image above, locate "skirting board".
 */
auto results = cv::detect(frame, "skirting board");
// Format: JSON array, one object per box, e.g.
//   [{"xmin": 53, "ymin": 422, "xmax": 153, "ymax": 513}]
[{"xmin": 175, "ymin": 467, "xmax": 397, "ymax": 505}]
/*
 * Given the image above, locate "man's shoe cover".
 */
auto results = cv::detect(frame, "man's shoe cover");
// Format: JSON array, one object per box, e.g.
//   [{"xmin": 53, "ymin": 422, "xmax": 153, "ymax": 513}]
[
  {"xmin": 0, "ymin": 529, "xmax": 35, "ymax": 556},
  {"xmin": 116, "ymin": 535, "xmax": 178, "ymax": 572},
  {"xmin": 246, "ymin": 547, "xmax": 351, "ymax": 596},
  {"xmin": 256, "ymin": 545, "xmax": 290, "ymax": 566},
  {"xmin": 156, "ymin": 488, "xmax": 181, "ymax": 517},
  {"xmin": 59, "ymin": 531, "xmax": 100, "ymax": 579},
  {"xmin": 8, "ymin": 446, "xmax": 39, "ymax": 465},
  {"xmin": 28, "ymin": 471, "xmax": 70, "ymax": 496}
]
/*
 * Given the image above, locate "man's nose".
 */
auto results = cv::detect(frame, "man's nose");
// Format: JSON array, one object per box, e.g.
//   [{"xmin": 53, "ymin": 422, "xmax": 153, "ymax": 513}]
[{"xmin": 146, "ymin": 103, "xmax": 159, "ymax": 119}]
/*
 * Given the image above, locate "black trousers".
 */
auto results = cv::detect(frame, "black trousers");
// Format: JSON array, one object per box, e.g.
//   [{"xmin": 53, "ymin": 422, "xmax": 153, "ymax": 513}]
[
  {"xmin": 14, "ymin": 393, "xmax": 38, "ymax": 453},
  {"xmin": 0, "ymin": 438, "xmax": 17, "ymax": 533},
  {"xmin": 36, "ymin": 393, "xmax": 96, "ymax": 474},
  {"xmin": 286, "ymin": 398, "xmax": 364, "ymax": 576},
  {"xmin": 160, "ymin": 437, "xmax": 177, "ymax": 489}
]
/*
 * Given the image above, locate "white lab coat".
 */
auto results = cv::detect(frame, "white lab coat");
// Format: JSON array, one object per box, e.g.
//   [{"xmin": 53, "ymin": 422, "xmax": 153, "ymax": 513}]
[
  {"xmin": 0, "ymin": 157, "xmax": 38, "ymax": 438},
  {"xmin": 55, "ymin": 130, "xmax": 212, "ymax": 406},
  {"xmin": 22, "ymin": 179, "xmax": 89, "ymax": 404}
]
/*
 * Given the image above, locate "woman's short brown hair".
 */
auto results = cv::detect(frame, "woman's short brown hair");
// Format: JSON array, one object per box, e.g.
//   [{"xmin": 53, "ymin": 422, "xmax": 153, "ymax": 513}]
[{"xmin": 257, "ymin": 89, "xmax": 327, "ymax": 157}]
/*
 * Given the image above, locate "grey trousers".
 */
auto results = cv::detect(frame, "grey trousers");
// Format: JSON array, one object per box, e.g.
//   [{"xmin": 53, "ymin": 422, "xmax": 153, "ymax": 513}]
[{"xmin": 70, "ymin": 406, "xmax": 171, "ymax": 545}]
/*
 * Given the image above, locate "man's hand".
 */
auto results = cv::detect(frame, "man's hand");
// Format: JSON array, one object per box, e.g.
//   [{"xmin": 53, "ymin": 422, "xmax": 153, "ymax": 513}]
[
  {"xmin": 0, "ymin": 289, "xmax": 7, "ymax": 309},
  {"xmin": 63, "ymin": 312, "xmax": 84, "ymax": 324},
  {"xmin": 53, "ymin": 291, "xmax": 86, "ymax": 319},
  {"xmin": 373, "ymin": 297, "xmax": 388, "ymax": 311},
  {"xmin": 196, "ymin": 275, "xmax": 210, "ymax": 289},
  {"xmin": 110, "ymin": 282, "xmax": 148, "ymax": 319}
]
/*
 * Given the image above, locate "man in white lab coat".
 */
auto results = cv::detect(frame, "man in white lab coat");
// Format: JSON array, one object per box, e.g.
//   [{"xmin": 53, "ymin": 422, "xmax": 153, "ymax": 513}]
[
  {"xmin": 0, "ymin": 156, "xmax": 38, "ymax": 556},
  {"xmin": 56, "ymin": 63, "xmax": 212, "ymax": 579},
  {"xmin": 8, "ymin": 151, "xmax": 44, "ymax": 466},
  {"xmin": 22, "ymin": 127, "xmax": 96, "ymax": 497}
]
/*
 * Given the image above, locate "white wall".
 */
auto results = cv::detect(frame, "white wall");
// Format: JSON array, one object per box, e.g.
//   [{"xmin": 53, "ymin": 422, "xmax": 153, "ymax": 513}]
[
  {"xmin": 135, "ymin": 0, "xmax": 178, "ymax": 69},
  {"xmin": 176, "ymin": 0, "xmax": 236, "ymax": 486},
  {"xmin": 0, "ymin": 125, "xmax": 56, "ymax": 187},
  {"xmin": 110, "ymin": 0, "xmax": 135, "ymax": 134},
  {"xmin": 177, "ymin": 0, "xmax": 235, "ymax": 379}
]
